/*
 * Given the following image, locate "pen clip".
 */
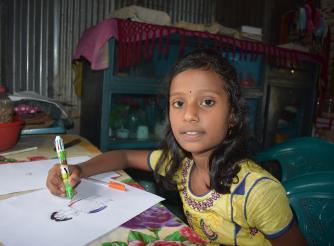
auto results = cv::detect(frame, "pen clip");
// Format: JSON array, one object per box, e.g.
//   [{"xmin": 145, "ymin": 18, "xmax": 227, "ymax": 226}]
[
  {"xmin": 55, "ymin": 136, "xmax": 67, "ymax": 164},
  {"xmin": 54, "ymin": 136, "xmax": 64, "ymax": 153}
]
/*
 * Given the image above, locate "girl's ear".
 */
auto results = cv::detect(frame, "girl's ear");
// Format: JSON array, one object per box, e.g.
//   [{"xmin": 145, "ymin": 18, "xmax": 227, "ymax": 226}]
[{"xmin": 229, "ymin": 112, "xmax": 237, "ymax": 127}]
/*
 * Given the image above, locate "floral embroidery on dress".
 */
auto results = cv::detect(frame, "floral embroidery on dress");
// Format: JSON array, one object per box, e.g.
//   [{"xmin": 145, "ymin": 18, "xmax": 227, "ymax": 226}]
[
  {"xmin": 249, "ymin": 227, "xmax": 259, "ymax": 237},
  {"xmin": 181, "ymin": 159, "xmax": 221, "ymax": 211},
  {"xmin": 184, "ymin": 210, "xmax": 193, "ymax": 229},
  {"xmin": 200, "ymin": 218, "xmax": 218, "ymax": 241}
]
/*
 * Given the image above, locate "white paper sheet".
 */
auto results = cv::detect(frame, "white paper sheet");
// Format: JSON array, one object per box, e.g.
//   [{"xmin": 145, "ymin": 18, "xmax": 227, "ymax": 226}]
[
  {"xmin": 0, "ymin": 179, "xmax": 164, "ymax": 246},
  {"xmin": 0, "ymin": 156, "xmax": 120, "ymax": 195}
]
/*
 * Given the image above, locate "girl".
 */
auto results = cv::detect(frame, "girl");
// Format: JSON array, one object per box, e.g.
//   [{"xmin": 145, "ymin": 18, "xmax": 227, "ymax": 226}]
[{"xmin": 47, "ymin": 49, "xmax": 306, "ymax": 245}]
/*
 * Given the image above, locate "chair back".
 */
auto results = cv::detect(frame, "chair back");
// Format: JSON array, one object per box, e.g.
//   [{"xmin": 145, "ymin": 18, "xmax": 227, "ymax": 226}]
[
  {"xmin": 283, "ymin": 171, "xmax": 334, "ymax": 246},
  {"xmin": 255, "ymin": 137, "xmax": 334, "ymax": 182}
]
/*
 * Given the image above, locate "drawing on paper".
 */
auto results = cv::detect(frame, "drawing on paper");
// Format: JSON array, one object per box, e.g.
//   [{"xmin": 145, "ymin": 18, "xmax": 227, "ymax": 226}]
[{"xmin": 50, "ymin": 195, "xmax": 113, "ymax": 222}]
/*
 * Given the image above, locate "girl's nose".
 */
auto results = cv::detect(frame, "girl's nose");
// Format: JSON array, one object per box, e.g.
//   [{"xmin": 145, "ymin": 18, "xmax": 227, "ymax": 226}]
[{"xmin": 184, "ymin": 103, "xmax": 199, "ymax": 122}]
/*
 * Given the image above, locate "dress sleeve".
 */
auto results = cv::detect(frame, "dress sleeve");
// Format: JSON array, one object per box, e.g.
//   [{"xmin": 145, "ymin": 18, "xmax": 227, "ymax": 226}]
[
  {"xmin": 148, "ymin": 150, "xmax": 166, "ymax": 176},
  {"xmin": 245, "ymin": 178, "xmax": 294, "ymax": 239}
]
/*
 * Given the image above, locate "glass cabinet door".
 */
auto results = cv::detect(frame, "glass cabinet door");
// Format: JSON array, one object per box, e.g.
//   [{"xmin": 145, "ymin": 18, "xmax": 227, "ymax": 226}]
[{"xmin": 108, "ymin": 93, "xmax": 167, "ymax": 149}]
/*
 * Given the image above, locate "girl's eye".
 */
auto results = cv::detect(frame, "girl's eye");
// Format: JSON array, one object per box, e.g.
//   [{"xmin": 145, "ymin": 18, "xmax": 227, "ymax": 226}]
[
  {"xmin": 201, "ymin": 99, "xmax": 215, "ymax": 107},
  {"xmin": 171, "ymin": 100, "xmax": 184, "ymax": 108}
]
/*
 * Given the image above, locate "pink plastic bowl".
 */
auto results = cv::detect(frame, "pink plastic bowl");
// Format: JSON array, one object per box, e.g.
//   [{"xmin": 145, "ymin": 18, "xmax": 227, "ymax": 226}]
[{"xmin": 0, "ymin": 117, "xmax": 24, "ymax": 151}]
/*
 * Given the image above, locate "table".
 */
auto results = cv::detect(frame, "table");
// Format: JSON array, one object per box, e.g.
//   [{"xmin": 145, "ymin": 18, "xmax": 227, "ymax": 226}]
[{"xmin": 0, "ymin": 134, "xmax": 206, "ymax": 246}]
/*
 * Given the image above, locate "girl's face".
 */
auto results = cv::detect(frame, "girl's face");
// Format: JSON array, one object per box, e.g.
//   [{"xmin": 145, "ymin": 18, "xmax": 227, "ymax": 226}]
[{"xmin": 169, "ymin": 69, "xmax": 232, "ymax": 157}]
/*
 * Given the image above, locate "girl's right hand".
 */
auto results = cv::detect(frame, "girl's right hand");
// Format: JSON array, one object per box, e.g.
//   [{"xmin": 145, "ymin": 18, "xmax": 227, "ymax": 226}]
[{"xmin": 46, "ymin": 164, "xmax": 82, "ymax": 197}]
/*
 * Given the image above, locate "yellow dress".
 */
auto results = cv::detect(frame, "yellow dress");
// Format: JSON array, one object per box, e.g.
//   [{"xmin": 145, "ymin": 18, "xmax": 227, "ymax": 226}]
[{"xmin": 149, "ymin": 150, "xmax": 293, "ymax": 246}]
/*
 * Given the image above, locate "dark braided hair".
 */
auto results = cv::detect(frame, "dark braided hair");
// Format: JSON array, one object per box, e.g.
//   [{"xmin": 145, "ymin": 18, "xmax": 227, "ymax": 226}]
[{"xmin": 154, "ymin": 48, "xmax": 250, "ymax": 194}]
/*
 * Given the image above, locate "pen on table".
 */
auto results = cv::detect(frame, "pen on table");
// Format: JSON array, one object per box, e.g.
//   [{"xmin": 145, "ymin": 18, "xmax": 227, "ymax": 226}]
[
  {"xmin": 108, "ymin": 180, "xmax": 127, "ymax": 191},
  {"xmin": 52, "ymin": 138, "xmax": 81, "ymax": 151},
  {"xmin": 86, "ymin": 177, "xmax": 127, "ymax": 192},
  {"xmin": 55, "ymin": 136, "xmax": 74, "ymax": 199},
  {"xmin": 0, "ymin": 146, "xmax": 38, "ymax": 156}
]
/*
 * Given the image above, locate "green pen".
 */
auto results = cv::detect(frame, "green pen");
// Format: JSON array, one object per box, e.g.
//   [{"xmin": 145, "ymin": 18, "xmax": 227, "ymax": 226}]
[{"xmin": 55, "ymin": 136, "xmax": 74, "ymax": 199}]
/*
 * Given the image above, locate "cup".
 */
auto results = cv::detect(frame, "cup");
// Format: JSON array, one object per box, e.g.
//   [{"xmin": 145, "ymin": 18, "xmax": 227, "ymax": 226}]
[{"xmin": 136, "ymin": 125, "xmax": 149, "ymax": 140}]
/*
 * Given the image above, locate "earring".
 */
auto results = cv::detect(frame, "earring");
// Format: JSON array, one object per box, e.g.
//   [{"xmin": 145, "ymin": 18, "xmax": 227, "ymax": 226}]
[{"xmin": 228, "ymin": 127, "xmax": 233, "ymax": 136}]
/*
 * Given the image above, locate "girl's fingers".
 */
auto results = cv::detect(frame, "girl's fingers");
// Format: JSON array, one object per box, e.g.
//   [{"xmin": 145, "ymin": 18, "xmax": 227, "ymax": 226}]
[
  {"xmin": 46, "ymin": 165, "xmax": 65, "ymax": 197},
  {"xmin": 69, "ymin": 165, "xmax": 82, "ymax": 187},
  {"xmin": 46, "ymin": 164, "xmax": 82, "ymax": 197}
]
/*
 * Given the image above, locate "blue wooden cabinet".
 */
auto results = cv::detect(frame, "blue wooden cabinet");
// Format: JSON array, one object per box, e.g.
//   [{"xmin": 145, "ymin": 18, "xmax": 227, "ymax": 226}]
[
  {"xmin": 80, "ymin": 37, "xmax": 268, "ymax": 152},
  {"xmin": 80, "ymin": 38, "xmax": 170, "ymax": 151}
]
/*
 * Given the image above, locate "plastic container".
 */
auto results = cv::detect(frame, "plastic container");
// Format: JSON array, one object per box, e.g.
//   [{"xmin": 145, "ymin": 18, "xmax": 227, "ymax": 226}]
[
  {"xmin": 0, "ymin": 85, "xmax": 14, "ymax": 124},
  {"xmin": 0, "ymin": 117, "xmax": 24, "ymax": 151},
  {"xmin": 21, "ymin": 119, "xmax": 65, "ymax": 135}
]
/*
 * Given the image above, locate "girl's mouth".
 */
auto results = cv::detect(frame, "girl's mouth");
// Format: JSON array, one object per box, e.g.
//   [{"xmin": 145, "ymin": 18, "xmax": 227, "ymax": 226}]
[
  {"xmin": 180, "ymin": 131, "xmax": 204, "ymax": 139},
  {"xmin": 183, "ymin": 131, "xmax": 200, "ymax": 135}
]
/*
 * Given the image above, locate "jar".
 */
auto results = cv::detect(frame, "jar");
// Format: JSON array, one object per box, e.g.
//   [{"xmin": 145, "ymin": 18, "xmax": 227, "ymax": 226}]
[
  {"xmin": 136, "ymin": 125, "xmax": 149, "ymax": 140},
  {"xmin": 0, "ymin": 85, "xmax": 14, "ymax": 123}
]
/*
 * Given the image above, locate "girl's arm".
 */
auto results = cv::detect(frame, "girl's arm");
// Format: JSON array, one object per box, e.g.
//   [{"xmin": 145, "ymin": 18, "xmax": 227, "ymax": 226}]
[
  {"xmin": 46, "ymin": 150, "xmax": 151, "ymax": 197},
  {"xmin": 269, "ymin": 221, "xmax": 307, "ymax": 246},
  {"xmin": 79, "ymin": 150, "xmax": 151, "ymax": 177}
]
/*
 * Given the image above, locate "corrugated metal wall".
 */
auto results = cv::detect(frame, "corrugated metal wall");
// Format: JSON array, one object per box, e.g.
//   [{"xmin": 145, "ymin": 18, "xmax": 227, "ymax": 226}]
[
  {"xmin": 0, "ymin": 0, "xmax": 216, "ymax": 114},
  {"xmin": 56, "ymin": 0, "xmax": 117, "ymax": 113},
  {"xmin": 1, "ymin": 0, "xmax": 58, "ymax": 97}
]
